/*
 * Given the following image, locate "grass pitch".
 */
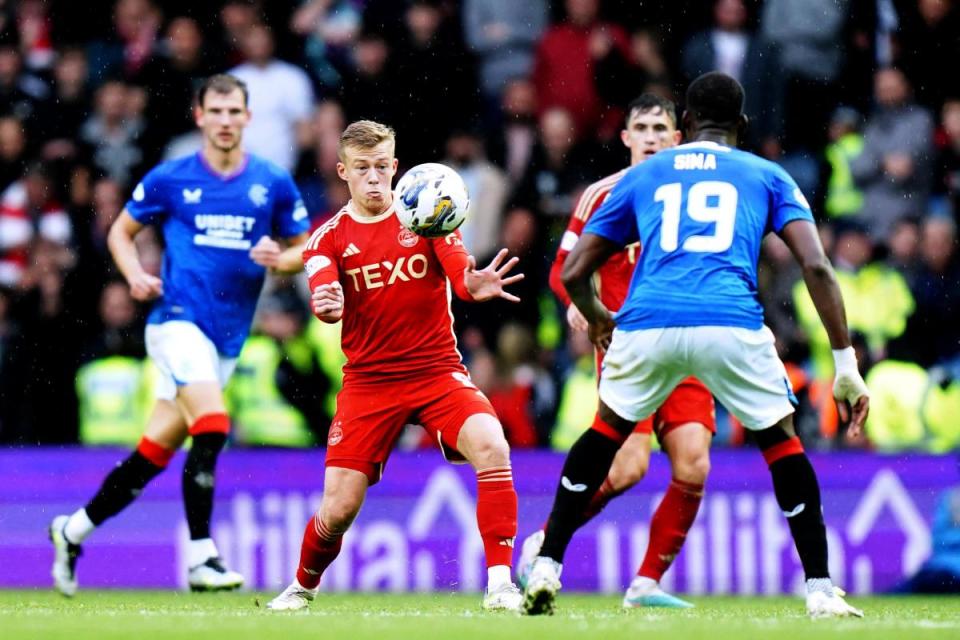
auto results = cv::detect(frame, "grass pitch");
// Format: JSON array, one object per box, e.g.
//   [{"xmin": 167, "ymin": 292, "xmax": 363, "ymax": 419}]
[{"xmin": 2, "ymin": 591, "xmax": 958, "ymax": 640}]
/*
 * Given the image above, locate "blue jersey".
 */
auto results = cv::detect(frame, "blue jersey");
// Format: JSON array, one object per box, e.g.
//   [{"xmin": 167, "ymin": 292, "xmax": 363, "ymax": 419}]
[
  {"xmin": 584, "ymin": 141, "xmax": 814, "ymax": 330},
  {"xmin": 126, "ymin": 153, "xmax": 309, "ymax": 357}
]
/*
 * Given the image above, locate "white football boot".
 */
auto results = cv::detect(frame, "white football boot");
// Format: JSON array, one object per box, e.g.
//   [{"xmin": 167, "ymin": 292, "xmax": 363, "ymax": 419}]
[
  {"xmin": 806, "ymin": 586, "xmax": 864, "ymax": 619},
  {"xmin": 266, "ymin": 581, "xmax": 318, "ymax": 611},
  {"xmin": 622, "ymin": 576, "xmax": 694, "ymax": 609},
  {"xmin": 516, "ymin": 529, "xmax": 545, "ymax": 590},
  {"xmin": 187, "ymin": 557, "xmax": 244, "ymax": 592},
  {"xmin": 522, "ymin": 557, "xmax": 562, "ymax": 616},
  {"xmin": 48, "ymin": 515, "xmax": 82, "ymax": 597},
  {"xmin": 482, "ymin": 582, "xmax": 523, "ymax": 611}
]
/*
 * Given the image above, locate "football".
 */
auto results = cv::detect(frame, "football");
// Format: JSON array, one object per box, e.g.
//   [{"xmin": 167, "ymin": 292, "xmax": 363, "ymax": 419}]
[{"xmin": 394, "ymin": 163, "xmax": 470, "ymax": 238}]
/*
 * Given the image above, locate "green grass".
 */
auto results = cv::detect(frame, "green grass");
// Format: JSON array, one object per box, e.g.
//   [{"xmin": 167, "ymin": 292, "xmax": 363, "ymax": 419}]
[{"xmin": 2, "ymin": 591, "xmax": 959, "ymax": 640}]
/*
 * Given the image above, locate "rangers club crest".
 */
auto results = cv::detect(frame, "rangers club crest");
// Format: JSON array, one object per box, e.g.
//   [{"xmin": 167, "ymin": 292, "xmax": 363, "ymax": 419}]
[{"xmin": 398, "ymin": 227, "xmax": 420, "ymax": 248}]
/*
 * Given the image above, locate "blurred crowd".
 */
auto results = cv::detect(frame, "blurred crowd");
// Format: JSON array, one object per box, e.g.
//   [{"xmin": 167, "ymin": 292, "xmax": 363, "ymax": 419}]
[{"xmin": 0, "ymin": 0, "xmax": 959, "ymax": 453}]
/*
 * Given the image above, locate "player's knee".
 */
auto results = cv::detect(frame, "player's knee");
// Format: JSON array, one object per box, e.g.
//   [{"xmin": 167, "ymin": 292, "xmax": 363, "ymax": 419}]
[
  {"xmin": 321, "ymin": 495, "xmax": 363, "ymax": 533},
  {"xmin": 462, "ymin": 424, "xmax": 511, "ymax": 469},
  {"xmin": 673, "ymin": 449, "xmax": 710, "ymax": 485},
  {"xmin": 609, "ymin": 457, "xmax": 647, "ymax": 490}
]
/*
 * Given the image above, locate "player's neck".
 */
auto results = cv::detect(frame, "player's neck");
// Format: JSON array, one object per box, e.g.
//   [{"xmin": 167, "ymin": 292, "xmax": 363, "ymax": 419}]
[
  {"xmin": 692, "ymin": 129, "xmax": 737, "ymax": 147},
  {"xmin": 201, "ymin": 146, "xmax": 246, "ymax": 177}
]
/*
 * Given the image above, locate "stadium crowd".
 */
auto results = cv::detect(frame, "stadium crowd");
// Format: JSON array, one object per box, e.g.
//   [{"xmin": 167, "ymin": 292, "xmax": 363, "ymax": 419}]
[{"xmin": 0, "ymin": 0, "xmax": 958, "ymax": 452}]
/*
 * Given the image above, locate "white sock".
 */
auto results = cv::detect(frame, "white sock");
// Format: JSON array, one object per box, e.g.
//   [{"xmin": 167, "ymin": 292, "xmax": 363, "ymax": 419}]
[
  {"xmin": 806, "ymin": 577, "xmax": 834, "ymax": 596},
  {"xmin": 187, "ymin": 538, "xmax": 219, "ymax": 568},
  {"xmin": 487, "ymin": 565, "xmax": 512, "ymax": 591},
  {"xmin": 63, "ymin": 509, "xmax": 95, "ymax": 545},
  {"xmin": 629, "ymin": 576, "xmax": 659, "ymax": 593}
]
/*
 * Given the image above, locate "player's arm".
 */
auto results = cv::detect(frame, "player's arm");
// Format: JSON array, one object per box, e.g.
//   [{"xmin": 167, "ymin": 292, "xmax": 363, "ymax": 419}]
[
  {"xmin": 561, "ymin": 233, "xmax": 620, "ymax": 350},
  {"xmin": 250, "ymin": 232, "xmax": 310, "ymax": 274},
  {"xmin": 779, "ymin": 219, "xmax": 869, "ymax": 433},
  {"xmin": 107, "ymin": 209, "xmax": 163, "ymax": 302},
  {"xmin": 435, "ymin": 232, "xmax": 524, "ymax": 302},
  {"xmin": 550, "ymin": 196, "xmax": 594, "ymax": 331},
  {"xmin": 303, "ymin": 228, "xmax": 343, "ymax": 324}
]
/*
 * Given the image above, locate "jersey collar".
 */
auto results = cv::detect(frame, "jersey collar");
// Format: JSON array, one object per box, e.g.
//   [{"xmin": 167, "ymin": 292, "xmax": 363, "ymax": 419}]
[
  {"xmin": 346, "ymin": 199, "xmax": 396, "ymax": 224},
  {"xmin": 197, "ymin": 151, "xmax": 250, "ymax": 181}
]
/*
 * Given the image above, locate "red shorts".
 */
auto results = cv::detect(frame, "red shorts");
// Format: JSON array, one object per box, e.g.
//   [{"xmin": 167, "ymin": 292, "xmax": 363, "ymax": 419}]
[
  {"xmin": 634, "ymin": 376, "xmax": 716, "ymax": 439},
  {"xmin": 325, "ymin": 370, "xmax": 497, "ymax": 484}
]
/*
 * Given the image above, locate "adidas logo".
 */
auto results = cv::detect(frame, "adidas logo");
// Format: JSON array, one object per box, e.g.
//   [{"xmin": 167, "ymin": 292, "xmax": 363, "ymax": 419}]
[{"xmin": 342, "ymin": 243, "xmax": 361, "ymax": 258}]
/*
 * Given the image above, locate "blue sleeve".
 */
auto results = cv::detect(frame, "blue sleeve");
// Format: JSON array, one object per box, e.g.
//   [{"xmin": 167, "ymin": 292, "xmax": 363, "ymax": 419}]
[
  {"xmin": 273, "ymin": 171, "xmax": 310, "ymax": 238},
  {"xmin": 769, "ymin": 164, "xmax": 814, "ymax": 232},
  {"xmin": 583, "ymin": 173, "xmax": 640, "ymax": 247},
  {"xmin": 125, "ymin": 166, "xmax": 169, "ymax": 225}
]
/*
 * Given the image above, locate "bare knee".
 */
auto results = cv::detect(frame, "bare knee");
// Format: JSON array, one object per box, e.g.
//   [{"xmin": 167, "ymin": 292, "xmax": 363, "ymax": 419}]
[
  {"xmin": 672, "ymin": 450, "xmax": 710, "ymax": 485},
  {"xmin": 321, "ymin": 493, "xmax": 363, "ymax": 533},
  {"xmin": 458, "ymin": 415, "xmax": 511, "ymax": 470},
  {"xmin": 607, "ymin": 438, "xmax": 649, "ymax": 492}
]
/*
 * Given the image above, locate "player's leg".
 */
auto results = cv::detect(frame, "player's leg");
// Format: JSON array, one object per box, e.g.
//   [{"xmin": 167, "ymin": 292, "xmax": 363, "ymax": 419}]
[
  {"xmin": 516, "ymin": 430, "xmax": 650, "ymax": 589},
  {"xmin": 174, "ymin": 379, "xmax": 243, "ymax": 591},
  {"xmin": 693, "ymin": 326, "xmax": 861, "ymax": 618},
  {"xmin": 49, "ymin": 399, "xmax": 185, "ymax": 596},
  {"xmin": 625, "ymin": 421, "xmax": 711, "ymax": 609},
  {"xmin": 625, "ymin": 378, "xmax": 715, "ymax": 608},
  {"xmin": 454, "ymin": 412, "xmax": 522, "ymax": 610},
  {"xmin": 268, "ymin": 466, "xmax": 369, "ymax": 610},
  {"xmin": 271, "ymin": 379, "xmax": 406, "ymax": 610},
  {"xmin": 525, "ymin": 328, "xmax": 684, "ymax": 615}
]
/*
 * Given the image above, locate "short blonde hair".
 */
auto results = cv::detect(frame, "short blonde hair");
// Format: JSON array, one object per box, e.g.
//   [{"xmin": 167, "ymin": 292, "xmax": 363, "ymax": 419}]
[{"xmin": 338, "ymin": 120, "xmax": 396, "ymax": 161}]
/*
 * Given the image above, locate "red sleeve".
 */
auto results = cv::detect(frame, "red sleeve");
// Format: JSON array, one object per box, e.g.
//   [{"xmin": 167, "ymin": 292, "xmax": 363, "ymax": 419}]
[
  {"xmin": 433, "ymin": 230, "xmax": 473, "ymax": 301},
  {"xmin": 549, "ymin": 199, "xmax": 590, "ymax": 307},
  {"xmin": 302, "ymin": 225, "xmax": 341, "ymax": 320}
]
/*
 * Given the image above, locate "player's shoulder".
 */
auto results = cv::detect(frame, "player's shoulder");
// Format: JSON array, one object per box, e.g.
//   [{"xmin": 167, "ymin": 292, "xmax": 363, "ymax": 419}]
[
  {"xmin": 304, "ymin": 207, "xmax": 350, "ymax": 254},
  {"xmin": 144, "ymin": 154, "xmax": 199, "ymax": 183},
  {"xmin": 573, "ymin": 169, "xmax": 627, "ymax": 220}
]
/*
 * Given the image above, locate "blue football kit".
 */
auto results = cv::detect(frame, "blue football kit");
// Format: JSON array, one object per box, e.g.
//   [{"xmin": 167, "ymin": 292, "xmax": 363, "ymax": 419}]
[
  {"xmin": 585, "ymin": 141, "xmax": 814, "ymax": 330},
  {"xmin": 125, "ymin": 152, "xmax": 309, "ymax": 357}
]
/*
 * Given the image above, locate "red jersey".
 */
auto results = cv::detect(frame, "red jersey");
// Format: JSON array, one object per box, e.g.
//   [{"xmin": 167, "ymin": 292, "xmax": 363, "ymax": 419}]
[
  {"xmin": 549, "ymin": 169, "xmax": 639, "ymax": 312},
  {"xmin": 303, "ymin": 201, "xmax": 471, "ymax": 380}
]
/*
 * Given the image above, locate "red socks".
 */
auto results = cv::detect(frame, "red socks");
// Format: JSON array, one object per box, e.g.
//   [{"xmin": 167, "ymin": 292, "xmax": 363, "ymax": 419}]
[
  {"xmin": 295, "ymin": 512, "xmax": 344, "ymax": 589},
  {"xmin": 476, "ymin": 465, "xmax": 518, "ymax": 567},
  {"xmin": 638, "ymin": 478, "xmax": 704, "ymax": 581},
  {"xmin": 582, "ymin": 477, "xmax": 620, "ymax": 522}
]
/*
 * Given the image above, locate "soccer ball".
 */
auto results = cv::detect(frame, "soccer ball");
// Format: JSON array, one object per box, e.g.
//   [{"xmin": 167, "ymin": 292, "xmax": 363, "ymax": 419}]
[{"xmin": 394, "ymin": 163, "xmax": 470, "ymax": 238}]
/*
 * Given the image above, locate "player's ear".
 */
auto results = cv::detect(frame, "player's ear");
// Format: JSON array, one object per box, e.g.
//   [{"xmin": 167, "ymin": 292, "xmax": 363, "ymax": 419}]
[
  {"xmin": 336, "ymin": 162, "xmax": 347, "ymax": 181},
  {"xmin": 672, "ymin": 129, "xmax": 682, "ymax": 145},
  {"xmin": 737, "ymin": 113, "xmax": 750, "ymax": 142},
  {"xmin": 619, "ymin": 128, "xmax": 631, "ymax": 149},
  {"xmin": 193, "ymin": 103, "xmax": 203, "ymax": 127},
  {"xmin": 681, "ymin": 110, "xmax": 693, "ymax": 137}
]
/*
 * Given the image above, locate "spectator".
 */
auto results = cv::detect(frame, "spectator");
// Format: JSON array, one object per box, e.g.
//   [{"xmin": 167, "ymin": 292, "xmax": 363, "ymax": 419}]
[
  {"xmin": 550, "ymin": 326, "xmax": 597, "ymax": 450},
  {"xmin": 338, "ymin": 32, "xmax": 399, "ymax": 130},
  {"xmin": 0, "ymin": 285, "xmax": 25, "ymax": 442},
  {"xmin": 0, "ymin": 27, "xmax": 48, "ymax": 123},
  {"xmin": 88, "ymin": 0, "xmax": 162, "ymax": 84},
  {"xmin": 443, "ymin": 128, "xmax": 509, "ymax": 258},
  {"xmin": 231, "ymin": 23, "xmax": 315, "ymax": 172},
  {"xmin": 462, "ymin": 0, "xmax": 547, "ymax": 125},
  {"xmin": 78, "ymin": 79, "xmax": 149, "ymax": 187},
  {"xmin": 454, "ymin": 206, "xmax": 544, "ymax": 350},
  {"xmin": 821, "ymin": 106, "xmax": 865, "ymax": 220},
  {"xmin": 760, "ymin": 0, "xmax": 852, "ymax": 152},
  {"xmin": 935, "ymin": 98, "xmax": 960, "ymax": 223},
  {"xmin": 219, "ymin": 0, "xmax": 264, "ymax": 67},
  {"xmin": 487, "ymin": 323, "xmax": 553, "ymax": 448},
  {"xmin": 295, "ymin": 99, "xmax": 346, "ymax": 225},
  {"xmin": 290, "ymin": 0, "xmax": 363, "ymax": 90},
  {"xmin": 513, "ymin": 107, "xmax": 595, "ymax": 219},
  {"xmin": 532, "ymin": 0, "xmax": 630, "ymax": 140},
  {"xmin": 897, "ymin": 0, "xmax": 960, "ymax": 111},
  {"xmin": 14, "ymin": 0, "xmax": 56, "ymax": 72},
  {"xmin": 897, "ymin": 216, "xmax": 960, "ymax": 368},
  {"xmin": 850, "ymin": 67, "xmax": 934, "ymax": 242},
  {"xmin": 31, "ymin": 48, "xmax": 92, "ymax": 159},
  {"xmin": 886, "ymin": 216, "xmax": 923, "ymax": 282},
  {"xmin": 135, "ymin": 16, "xmax": 219, "ymax": 142},
  {"xmin": 487, "ymin": 77, "xmax": 539, "ymax": 186},
  {"xmin": 392, "ymin": 0, "xmax": 478, "ymax": 166},
  {"xmin": 681, "ymin": 0, "xmax": 784, "ymax": 158},
  {"xmin": 0, "ymin": 116, "xmax": 27, "ymax": 190},
  {"xmin": 0, "ymin": 163, "xmax": 71, "ymax": 289}
]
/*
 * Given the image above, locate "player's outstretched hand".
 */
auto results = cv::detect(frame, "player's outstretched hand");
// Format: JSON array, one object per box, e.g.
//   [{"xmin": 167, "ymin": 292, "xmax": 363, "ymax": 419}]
[
  {"xmin": 250, "ymin": 235, "xmax": 281, "ymax": 269},
  {"xmin": 566, "ymin": 304, "xmax": 589, "ymax": 332},
  {"xmin": 128, "ymin": 271, "xmax": 163, "ymax": 301},
  {"xmin": 311, "ymin": 281, "xmax": 344, "ymax": 322},
  {"xmin": 834, "ymin": 372, "xmax": 870, "ymax": 437},
  {"xmin": 588, "ymin": 309, "xmax": 615, "ymax": 353},
  {"xmin": 464, "ymin": 248, "xmax": 524, "ymax": 302}
]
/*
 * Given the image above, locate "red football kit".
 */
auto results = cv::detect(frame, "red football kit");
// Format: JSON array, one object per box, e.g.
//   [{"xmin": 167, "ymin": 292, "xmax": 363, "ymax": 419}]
[
  {"xmin": 303, "ymin": 201, "xmax": 497, "ymax": 483},
  {"xmin": 549, "ymin": 170, "xmax": 716, "ymax": 438}
]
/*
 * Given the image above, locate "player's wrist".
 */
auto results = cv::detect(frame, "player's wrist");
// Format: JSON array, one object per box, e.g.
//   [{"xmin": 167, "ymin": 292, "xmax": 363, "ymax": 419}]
[{"xmin": 832, "ymin": 346, "xmax": 858, "ymax": 376}]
